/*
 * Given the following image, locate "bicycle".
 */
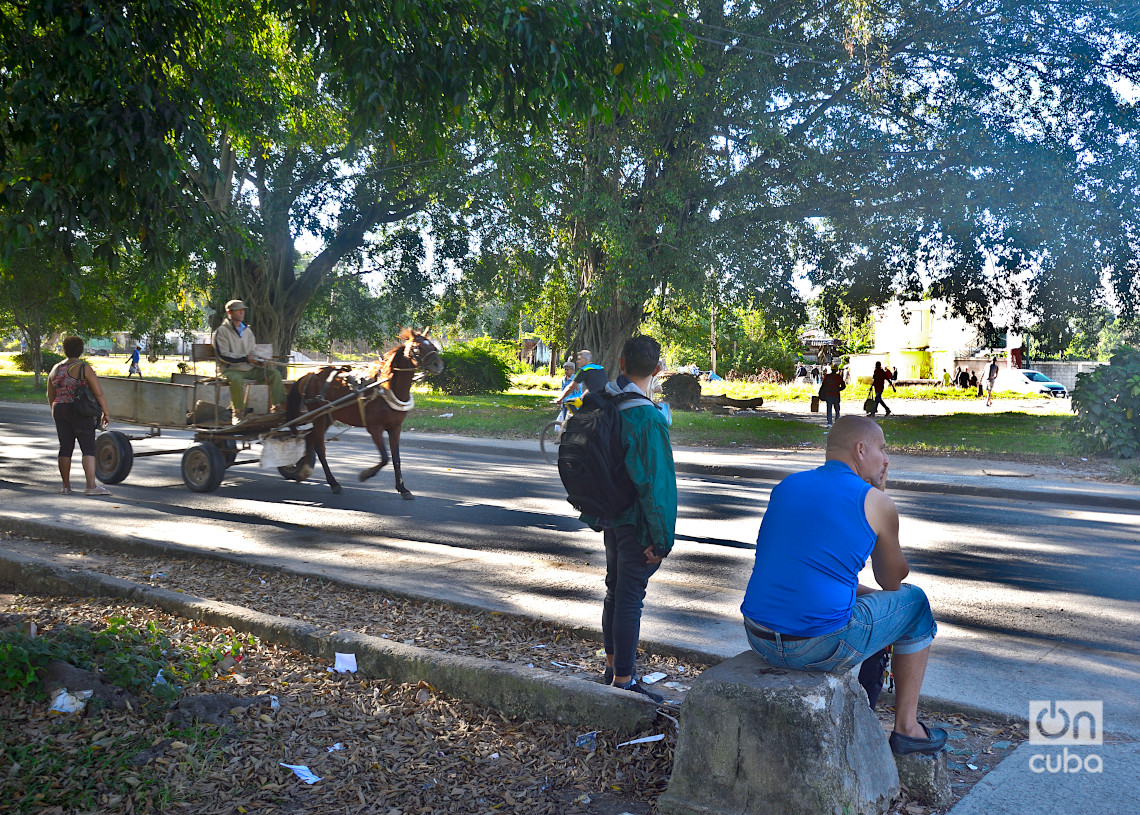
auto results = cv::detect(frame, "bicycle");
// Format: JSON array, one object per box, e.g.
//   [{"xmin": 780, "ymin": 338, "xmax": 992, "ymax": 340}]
[{"xmin": 539, "ymin": 396, "xmax": 582, "ymax": 464}]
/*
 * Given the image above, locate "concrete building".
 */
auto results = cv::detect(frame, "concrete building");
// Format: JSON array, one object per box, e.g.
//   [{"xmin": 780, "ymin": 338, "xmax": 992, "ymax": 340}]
[{"xmin": 848, "ymin": 300, "xmax": 984, "ymax": 384}]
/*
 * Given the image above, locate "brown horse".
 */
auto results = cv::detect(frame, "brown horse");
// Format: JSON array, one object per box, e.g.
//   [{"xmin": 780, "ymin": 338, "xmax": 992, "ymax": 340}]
[{"xmin": 283, "ymin": 329, "xmax": 444, "ymax": 498}]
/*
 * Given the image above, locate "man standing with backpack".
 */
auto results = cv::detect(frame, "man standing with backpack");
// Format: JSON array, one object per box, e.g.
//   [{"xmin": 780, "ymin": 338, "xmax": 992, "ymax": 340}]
[{"xmin": 559, "ymin": 336, "xmax": 677, "ymax": 702}]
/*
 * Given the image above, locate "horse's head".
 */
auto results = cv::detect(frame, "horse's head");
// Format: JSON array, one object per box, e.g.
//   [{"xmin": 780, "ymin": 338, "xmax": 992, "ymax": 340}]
[{"xmin": 402, "ymin": 329, "xmax": 445, "ymax": 376}]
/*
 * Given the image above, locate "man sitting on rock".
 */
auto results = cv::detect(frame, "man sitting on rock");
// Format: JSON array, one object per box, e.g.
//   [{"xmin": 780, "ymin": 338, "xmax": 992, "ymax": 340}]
[{"xmin": 740, "ymin": 415, "xmax": 947, "ymax": 755}]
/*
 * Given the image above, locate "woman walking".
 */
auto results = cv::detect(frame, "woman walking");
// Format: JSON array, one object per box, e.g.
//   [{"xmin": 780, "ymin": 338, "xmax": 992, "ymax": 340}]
[{"xmin": 47, "ymin": 336, "xmax": 112, "ymax": 496}]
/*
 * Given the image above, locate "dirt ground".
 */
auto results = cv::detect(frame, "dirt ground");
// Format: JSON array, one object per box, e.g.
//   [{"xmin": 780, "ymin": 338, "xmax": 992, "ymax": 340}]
[{"xmin": 0, "ymin": 535, "xmax": 1027, "ymax": 814}]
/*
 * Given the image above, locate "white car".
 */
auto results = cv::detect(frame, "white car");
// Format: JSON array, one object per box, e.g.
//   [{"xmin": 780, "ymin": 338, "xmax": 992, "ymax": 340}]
[{"xmin": 995, "ymin": 369, "xmax": 1067, "ymax": 398}]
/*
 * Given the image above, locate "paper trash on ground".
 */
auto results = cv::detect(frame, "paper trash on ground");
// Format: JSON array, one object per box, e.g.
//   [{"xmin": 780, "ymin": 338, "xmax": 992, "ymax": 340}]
[
  {"xmin": 640, "ymin": 672, "xmax": 667, "ymax": 684},
  {"xmin": 328, "ymin": 742, "xmax": 345, "ymax": 752},
  {"xmin": 48, "ymin": 688, "xmax": 93, "ymax": 715},
  {"xmin": 280, "ymin": 763, "xmax": 322, "ymax": 784},
  {"xmin": 617, "ymin": 734, "xmax": 665, "ymax": 747},
  {"xmin": 329, "ymin": 653, "xmax": 358, "ymax": 673}
]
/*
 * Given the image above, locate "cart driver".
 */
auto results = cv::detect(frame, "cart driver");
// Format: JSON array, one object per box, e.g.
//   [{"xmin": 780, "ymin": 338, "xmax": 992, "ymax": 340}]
[{"xmin": 213, "ymin": 299, "xmax": 286, "ymax": 424}]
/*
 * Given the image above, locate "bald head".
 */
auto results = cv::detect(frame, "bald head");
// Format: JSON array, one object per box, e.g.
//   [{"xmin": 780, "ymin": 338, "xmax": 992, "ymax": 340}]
[{"xmin": 826, "ymin": 415, "xmax": 882, "ymax": 460}]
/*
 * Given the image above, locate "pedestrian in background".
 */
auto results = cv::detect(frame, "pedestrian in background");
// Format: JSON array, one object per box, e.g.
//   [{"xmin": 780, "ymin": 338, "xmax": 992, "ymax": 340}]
[
  {"xmin": 871, "ymin": 361, "xmax": 896, "ymax": 417},
  {"xmin": 985, "ymin": 357, "xmax": 1000, "ymax": 406},
  {"xmin": 819, "ymin": 365, "xmax": 846, "ymax": 428},
  {"xmin": 126, "ymin": 345, "xmax": 142, "ymax": 378}
]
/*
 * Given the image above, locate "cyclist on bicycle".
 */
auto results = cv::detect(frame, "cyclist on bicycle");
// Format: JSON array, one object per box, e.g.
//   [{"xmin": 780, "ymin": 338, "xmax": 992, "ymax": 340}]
[
  {"xmin": 556, "ymin": 360, "xmax": 583, "ymax": 425},
  {"xmin": 555, "ymin": 350, "xmax": 608, "ymax": 409}
]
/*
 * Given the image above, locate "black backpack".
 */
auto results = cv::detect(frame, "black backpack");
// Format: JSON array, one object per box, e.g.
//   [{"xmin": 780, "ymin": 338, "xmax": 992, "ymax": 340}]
[{"xmin": 557, "ymin": 389, "xmax": 652, "ymax": 519}]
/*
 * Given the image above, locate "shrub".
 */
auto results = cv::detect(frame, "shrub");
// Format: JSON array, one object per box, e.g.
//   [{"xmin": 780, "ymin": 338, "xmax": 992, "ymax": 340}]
[
  {"xmin": 434, "ymin": 343, "xmax": 511, "ymax": 395},
  {"xmin": 13, "ymin": 350, "xmax": 63, "ymax": 372},
  {"xmin": 1070, "ymin": 346, "xmax": 1140, "ymax": 458},
  {"xmin": 464, "ymin": 336, "xmax": 531, "ymax": 375}
]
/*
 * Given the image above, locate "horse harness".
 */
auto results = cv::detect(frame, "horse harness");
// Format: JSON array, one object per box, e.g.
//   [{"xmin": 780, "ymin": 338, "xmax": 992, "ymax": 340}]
[{"xmin": 302, "ymin": 358, "xmax": 416, "ymax": 426}]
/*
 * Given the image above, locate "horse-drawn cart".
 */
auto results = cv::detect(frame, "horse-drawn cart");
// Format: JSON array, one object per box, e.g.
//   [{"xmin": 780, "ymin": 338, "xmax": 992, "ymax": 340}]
[
  {"xmin": 94, "ymin": 364, "xmax": 368, "ymax": 493},
  {"xmin": 93, "ymin": 330, "xmax": 443, "ymax": 497}
]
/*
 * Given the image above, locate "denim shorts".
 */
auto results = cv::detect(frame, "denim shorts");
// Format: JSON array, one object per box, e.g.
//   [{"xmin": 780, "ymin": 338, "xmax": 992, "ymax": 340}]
[{"xmin": 744, "ymin": 583, "xmax": 937, "ymax": 674}]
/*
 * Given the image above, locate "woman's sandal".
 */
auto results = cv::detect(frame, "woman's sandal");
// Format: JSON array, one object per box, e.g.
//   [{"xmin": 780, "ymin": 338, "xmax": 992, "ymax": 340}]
[
  {"xmin": 84, "ymin": 485, "xmax": 111, "ymax": 497},
  {"xmin": 60, "ymin": 487, "xmax": 72, "ymax": 495}
]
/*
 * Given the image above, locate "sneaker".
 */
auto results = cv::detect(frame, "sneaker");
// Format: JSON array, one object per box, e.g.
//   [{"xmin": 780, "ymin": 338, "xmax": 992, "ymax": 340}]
[
  {"xmin": 84, "ymin": 485, "xmax": 111, "ymax": 497},
  {"xmin": 614, "ymin": 679, "xmax": 664, "ymax": 704},
  {"xmin": 889, "ymin": 723, "xmax": 948, "ymax": 755},
  {"xmin": 601, "ymin": 667, "xmax": 614, "ymax": 685}
]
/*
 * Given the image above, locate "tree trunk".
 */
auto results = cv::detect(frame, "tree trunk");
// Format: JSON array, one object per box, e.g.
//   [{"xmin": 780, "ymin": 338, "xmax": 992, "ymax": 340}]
[
  {"xmin": 710, "ymin": 303, "xmax": 718, "ymax": 375},
  {"xmin": 214, "ymin": 253, "xmax": 308, "ymax": 361},
  {"xmin": 565, "ymin": 295, "xmax": 646, "ymax": 376},
  {"xmin": 27, "ymin": 333, "xmax": 44, "ymax": 390}
]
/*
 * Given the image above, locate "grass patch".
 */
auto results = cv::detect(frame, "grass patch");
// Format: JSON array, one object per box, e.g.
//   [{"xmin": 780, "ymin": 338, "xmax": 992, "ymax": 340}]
[
  {"xmin": 402, "ymin": 390, "xmax": 557, "ymax": 438},
  {"xmin": 398, "ymin": 390, "xmax": 1075, "ymax": 460},
  {"xmin": 874, "ymin": 413, "xmax": 1075, "ymax": 458}
]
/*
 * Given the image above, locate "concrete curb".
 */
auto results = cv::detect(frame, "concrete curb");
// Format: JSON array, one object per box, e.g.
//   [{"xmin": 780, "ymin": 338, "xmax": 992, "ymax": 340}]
[{"xmin": 0, "ymin": 547, "xmax": 659, "ymax": 737}]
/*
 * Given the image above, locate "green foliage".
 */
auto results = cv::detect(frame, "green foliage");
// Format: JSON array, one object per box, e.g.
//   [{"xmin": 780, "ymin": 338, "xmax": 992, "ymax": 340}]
[
  {"xmin": 0, "ymin": 635, "xmax": 53, "ymax": 693},
  {"xmin": 1070, "ymin": 347, "xmax": 1140, "ymax": 459},
  {"xmin": 464, "ymin": 337, "xmax": 530, "ymax": 375},
  {"xmin": 0, "ymin": 615, "xmax": 247, "ymax": 706},
  {"xmin": 13, "ymin": 350, "xmax": 62, "ymax": 372},
  {"xmin": 721, "ymin": 336, "xmax": 800, "ymax": 381},
  {"xmin": 433, "ymin": 342, "xmax": 512, "ymax": 395}
]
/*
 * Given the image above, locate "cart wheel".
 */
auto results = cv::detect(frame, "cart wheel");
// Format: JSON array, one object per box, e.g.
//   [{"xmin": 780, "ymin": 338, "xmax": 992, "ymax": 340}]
[
  {"xmin": 182, "ymin": 442, "xmax": 226, "ymax": 493},
  {"xmin": 95, "ymin": 431, "xmax": 134, "ymax": 484},
  {"xmin": 218, "ymin": 439, "xmax": 238, "ymax": 467},
  {"xmin": 278, "ymin": 449, "xmax": 315, "ymax": 482}
]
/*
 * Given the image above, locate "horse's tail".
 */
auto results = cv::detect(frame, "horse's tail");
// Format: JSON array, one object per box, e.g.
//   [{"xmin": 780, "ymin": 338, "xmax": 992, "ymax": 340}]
[{"xmin": 286, "ymin": 375, "xmax": 305, "ymax": 421}]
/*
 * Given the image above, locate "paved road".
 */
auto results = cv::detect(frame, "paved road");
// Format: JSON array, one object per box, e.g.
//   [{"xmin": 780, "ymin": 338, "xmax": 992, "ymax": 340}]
[
  {"xmin": 4, "ymin": 402, "xmax": 1138, "ymax": 654},
  {"xmin": 4, "ymin": 401, "xmax": 1139, "ymax": 736}
]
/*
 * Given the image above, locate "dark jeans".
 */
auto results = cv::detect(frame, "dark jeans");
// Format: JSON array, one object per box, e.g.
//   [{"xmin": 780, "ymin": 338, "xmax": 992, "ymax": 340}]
[
  {"xmin": 52, "ymin": 401, "xmax": 97, "ymax": 458},
  {"xmin": 872, "ymin": 391, "xmax": 891, "ymax": 415},
  {"xmin": 825, "ymin": 397, "xmax": 840, "ymax": 424},
  {"xmin": 602, "ymin": 524, "xmax": 660, "ymax": 677}
]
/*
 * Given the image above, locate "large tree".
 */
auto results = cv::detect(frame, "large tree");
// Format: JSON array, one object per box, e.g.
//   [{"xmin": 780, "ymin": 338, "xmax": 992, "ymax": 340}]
[
  {"xmin": 451, "ymin": 0, "xmax": 1139, "ymax": 369},
  {"xmin": 1, "ymin": 0, "xmax": 690, "ymax": 355}
]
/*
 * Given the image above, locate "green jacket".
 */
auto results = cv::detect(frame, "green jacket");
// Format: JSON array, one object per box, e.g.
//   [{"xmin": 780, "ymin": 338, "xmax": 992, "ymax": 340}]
[{"xmin": 582, "ymin": 383, "xmax": 678, "ymax": 557}]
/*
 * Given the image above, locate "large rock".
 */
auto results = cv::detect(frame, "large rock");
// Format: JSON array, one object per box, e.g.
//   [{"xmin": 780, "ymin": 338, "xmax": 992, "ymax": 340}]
[
  {"xmin": 659, "ymin": 651, "xmax": 899, "ymax": 815},
  {"xmin": 895, "ymin": 751, "xmax": 951, "ymax": 807}
]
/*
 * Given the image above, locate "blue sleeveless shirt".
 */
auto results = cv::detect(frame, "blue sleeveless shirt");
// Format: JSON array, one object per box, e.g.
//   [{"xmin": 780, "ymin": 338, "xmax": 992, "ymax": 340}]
[{"xmin": 740, "ymin": 461, "xmax": 876, "ymax": 636}]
